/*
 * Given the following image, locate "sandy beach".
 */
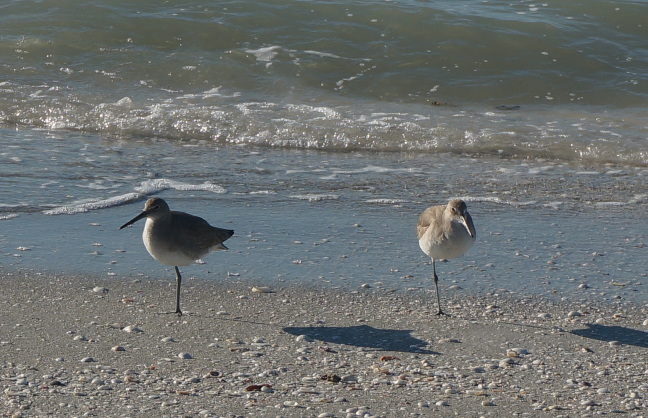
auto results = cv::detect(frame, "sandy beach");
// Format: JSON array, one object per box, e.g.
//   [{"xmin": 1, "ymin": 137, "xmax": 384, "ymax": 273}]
[{"xmin": 1, "ymin": 271, "xmax": 646, "ymax": 417}]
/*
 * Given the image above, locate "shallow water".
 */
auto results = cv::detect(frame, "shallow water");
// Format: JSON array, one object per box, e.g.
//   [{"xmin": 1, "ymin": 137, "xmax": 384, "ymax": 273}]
[{"xmin": 1, "ymin": 129, "xmax": 646, "ymax": 305}]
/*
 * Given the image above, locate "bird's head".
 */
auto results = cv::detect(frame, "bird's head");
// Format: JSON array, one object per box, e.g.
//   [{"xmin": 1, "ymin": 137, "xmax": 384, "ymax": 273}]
[
  {"xmin": 447, "ymin": 199, "xmax": 476, "ymax": 238},
  {"xmin": 119, "ymin": 197, "xmax": 170, "ymax": 229}
]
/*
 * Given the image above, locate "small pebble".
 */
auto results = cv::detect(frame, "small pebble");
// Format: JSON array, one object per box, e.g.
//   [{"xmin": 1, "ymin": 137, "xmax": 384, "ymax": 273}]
[
  {"xmin": 295, "ymin": 334, "xmax": 314, "ymax": 342},
  {"xmin": 252, "ymin": 286, "xmax": 274, "ymax": 293},
  {"xmin": 111, "ymin": 346, "xmax": 125, "ymax": 352},
  {"xmin": 177, "ymin": 352, "xmax": 193, "ymax": 359},
  {"xmin": 123, "ymin": 325, "xmax": 143, "ymax": 333},
  {"xmin": 80, "ymin": 357, "xmax": 95, "ymax": 363}
]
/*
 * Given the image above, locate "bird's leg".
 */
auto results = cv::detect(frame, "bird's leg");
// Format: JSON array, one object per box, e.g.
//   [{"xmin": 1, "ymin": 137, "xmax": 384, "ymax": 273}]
[
  {"xmin": 432, "ymin": 259, "xmax": 445, "ymax": 316},
  {"xmin": 174, "ymin": 266, "xmax": 183, "ymax": 316}
]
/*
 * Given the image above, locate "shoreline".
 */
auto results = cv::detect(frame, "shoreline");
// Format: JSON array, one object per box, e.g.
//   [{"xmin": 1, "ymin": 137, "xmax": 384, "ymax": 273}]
[{"xmin": 2, "ymin": 272, "xmax": 647, "ymax": 417}]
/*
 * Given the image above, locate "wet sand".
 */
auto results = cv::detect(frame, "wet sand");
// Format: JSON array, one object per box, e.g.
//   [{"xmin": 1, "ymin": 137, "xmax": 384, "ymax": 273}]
[{"xmin": 2, "ymin": 271, "xmax": 647, "ymax": 417}]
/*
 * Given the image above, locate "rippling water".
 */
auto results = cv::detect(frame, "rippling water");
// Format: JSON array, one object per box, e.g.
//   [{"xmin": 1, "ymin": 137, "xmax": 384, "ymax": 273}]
[{"xmin": 1, "ymin": 0, "xmax": 647, "ymax": 161}]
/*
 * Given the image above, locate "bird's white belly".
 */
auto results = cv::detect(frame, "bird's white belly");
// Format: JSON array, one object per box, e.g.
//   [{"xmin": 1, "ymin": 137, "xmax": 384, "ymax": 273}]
[
  {"xmin": 142, "ymin": 220, "xmax": 195, "ymax": 266},
  {"xmin": 419, "ymin": 227, "xmax": 474, "ymax": 260}
]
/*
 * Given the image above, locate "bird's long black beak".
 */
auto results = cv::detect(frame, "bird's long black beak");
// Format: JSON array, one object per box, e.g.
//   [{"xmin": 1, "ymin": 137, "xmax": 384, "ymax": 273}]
[{"xmin": 119, "ymin": 211, "xmax": 149, "ymax": 229}]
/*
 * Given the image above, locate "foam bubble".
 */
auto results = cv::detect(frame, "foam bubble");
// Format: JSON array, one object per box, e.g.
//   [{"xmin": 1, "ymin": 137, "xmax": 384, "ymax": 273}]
[
  {"xmin": 245, "ymin": 46, "xmax": 281, "ymax": 63},
  {"xmin": 365, "ymin": 199, "xmax": 408, "ymax": 204},
  {"xmin": 290, "ymin": 194, "xmax": 340, "ymax": 202},
  {"xmin": 463, "ymin": 196, "xmax": 537, "ymax": 207},
  {"xmin": 134, "ymin": 179, "xmax": 226, "ymax": 195},
  {"xmin": 43, "ymin": 193, "xmax": 142, "ymax": 215},
  {"xmin": 334, "ymin": 166, "xmax": 421, "ymax": 174}
]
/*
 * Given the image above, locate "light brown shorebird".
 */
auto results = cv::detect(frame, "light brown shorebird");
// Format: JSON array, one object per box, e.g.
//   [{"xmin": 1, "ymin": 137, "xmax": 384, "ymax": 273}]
[
  {"xmin": 119, "ymin": 197, "xmax": 234, "ymax": 316},
  {"xmin": 416, "ymin": 199, "xmax": 476, "ymax": 315}
]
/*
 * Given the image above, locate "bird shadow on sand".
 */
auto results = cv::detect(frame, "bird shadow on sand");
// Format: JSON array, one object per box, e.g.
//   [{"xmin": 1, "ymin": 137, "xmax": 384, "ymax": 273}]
[
  {"xmin": 570, "ymin": 324, "xmax": 648, "ymax": 348},
  {"xmin": 283, "ymin": 324, "xmax": 438, "ymax": 354}
]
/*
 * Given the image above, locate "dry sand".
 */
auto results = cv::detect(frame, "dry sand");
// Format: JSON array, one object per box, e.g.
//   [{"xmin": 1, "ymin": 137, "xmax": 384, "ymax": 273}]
[{"xmin": 1, "ymin": 271, "xmax": 647, "ymax": 417}]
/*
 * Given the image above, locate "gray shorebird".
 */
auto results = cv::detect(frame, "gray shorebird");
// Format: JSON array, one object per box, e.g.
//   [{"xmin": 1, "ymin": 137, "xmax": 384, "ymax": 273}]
[
  {"xmin": 120, "ymin": 197, "xmax": 234, "ymax": 316},
  {"xmin": 416, "ymin": 199, "xmax": 476, "ymax": 315}
]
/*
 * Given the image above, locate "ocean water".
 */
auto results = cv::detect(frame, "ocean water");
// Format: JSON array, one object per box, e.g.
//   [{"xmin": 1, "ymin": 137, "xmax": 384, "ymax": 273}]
[{"xmin": 1, "ymin": 0, "xmax": 646, "ymax": 304}]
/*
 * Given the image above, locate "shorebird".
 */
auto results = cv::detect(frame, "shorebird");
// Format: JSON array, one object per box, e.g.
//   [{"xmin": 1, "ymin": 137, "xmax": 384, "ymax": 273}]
[
  {"xmin": 119, "ymin": 197, "xmax": 234, "ymax": 316},
  {"xmin": 416, "ymin": 199, "xmax": 476, "ymax": 315}
]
